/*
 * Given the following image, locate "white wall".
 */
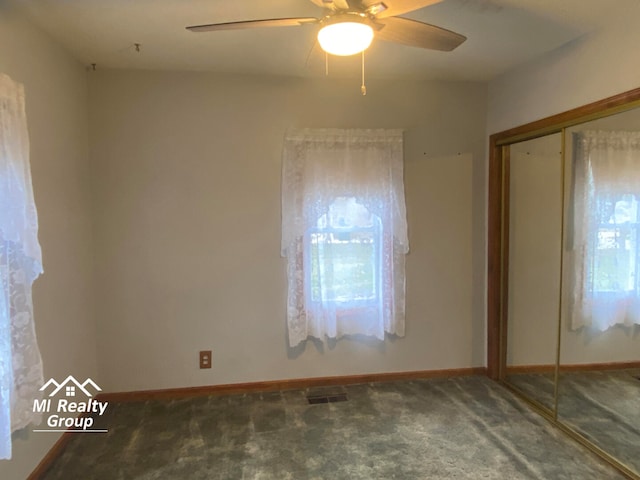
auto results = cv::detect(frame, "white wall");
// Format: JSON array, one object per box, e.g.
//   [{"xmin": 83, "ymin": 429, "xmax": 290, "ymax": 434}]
[
  {"xmin": 487, "ymin": 4, "xmax": 640, "ymax": 135},
  {"xmin": 88, "ymin": 70, "xmax": 488, "ymax": 392},
  {"xmin": 0, "ymin": 3, "xmax": 96, "ymax": 479}
]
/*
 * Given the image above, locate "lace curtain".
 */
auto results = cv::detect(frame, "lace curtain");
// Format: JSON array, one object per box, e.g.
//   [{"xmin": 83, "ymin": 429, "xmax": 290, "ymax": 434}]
[
  {"xmin": 281, "ymin": 128, "xmax": 408, "ymax": 347},
  {"xmin": 569, "ymin": 130, "xmax": 640, "ymax": 331},
  {"xmin": 0, "ymin": 74, "xmax": 44, "ymax": 460}
]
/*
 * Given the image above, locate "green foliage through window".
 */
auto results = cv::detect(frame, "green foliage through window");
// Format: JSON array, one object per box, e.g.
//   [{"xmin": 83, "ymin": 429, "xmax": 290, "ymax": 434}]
[{"xmin": 306, "ymin": 197, "xmax": 381, "ymax": 304}]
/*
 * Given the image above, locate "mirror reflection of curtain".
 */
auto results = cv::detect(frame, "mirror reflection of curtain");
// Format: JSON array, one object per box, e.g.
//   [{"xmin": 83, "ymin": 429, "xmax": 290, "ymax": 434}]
[{"xmin": 570, "ymin": 130, "xmax": 640, "ymax": 331}]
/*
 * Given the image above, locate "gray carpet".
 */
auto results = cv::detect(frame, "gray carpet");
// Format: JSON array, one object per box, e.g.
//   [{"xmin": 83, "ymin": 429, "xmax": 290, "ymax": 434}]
[
  {"xmin": 506, "ymin": 372, "xmax": 556, "ymax": 411},
  {"xmin": 508, "ymin": 369, "xmax": 640, "ymax": 476},
  {"xmin": 39, "ymin": 376, "xmax": 626, "ymax": 480}
]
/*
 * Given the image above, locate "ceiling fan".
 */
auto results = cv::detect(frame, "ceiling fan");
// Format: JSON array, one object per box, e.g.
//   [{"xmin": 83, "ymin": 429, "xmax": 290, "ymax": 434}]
[{"xmin": 186, "ymin": 0, "xmax": 467, "ymax": 57}]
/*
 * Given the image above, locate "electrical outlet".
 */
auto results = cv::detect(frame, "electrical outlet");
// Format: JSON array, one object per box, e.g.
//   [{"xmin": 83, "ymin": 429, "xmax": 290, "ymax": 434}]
[{"xmin": 199, "ymin": 350, "xmax": 212, "ymax": 369}]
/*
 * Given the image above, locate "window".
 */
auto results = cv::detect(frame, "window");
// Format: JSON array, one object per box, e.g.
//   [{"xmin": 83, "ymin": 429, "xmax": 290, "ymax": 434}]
[
  {"xmin": 281, "ymin": 129, "xmax": 408, "ymax": 347},
  {"xmin": 0, "ymin": 74, "xmax": 44, "ymax": 460},
  {"xmin": 590, "ymin": 194, "xmax": 639, "ymax": 294},
  {"xmin": 305, "ymin": 197, "xmax": 382, "ymax": 329},
  {"xmin": 570, "ymin": 130, "xmax": 640, "ymax": 331}
]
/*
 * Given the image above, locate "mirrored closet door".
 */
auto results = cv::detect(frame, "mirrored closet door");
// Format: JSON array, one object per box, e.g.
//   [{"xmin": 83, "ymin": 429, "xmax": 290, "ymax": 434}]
[
  {"xmin": 505, "ymin": 133, "xmax": 563, "ymax": 414},
  {"xmin": 558, "ymin": 108, "xmax": 640, "ymax": 476},
  {"xmin": 489, "ymin": 87, "xmax": 640, "ymax": 480}
]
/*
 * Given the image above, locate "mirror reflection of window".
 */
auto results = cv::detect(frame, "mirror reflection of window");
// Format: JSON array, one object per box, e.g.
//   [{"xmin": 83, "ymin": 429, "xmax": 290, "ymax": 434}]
[
  {"xmin": 572, "ymin": 130, "xmax": 640, "ymax": 331},
  {"xmin": 592, "ymin": 194, "xmax": 639, "ymax": 293}
]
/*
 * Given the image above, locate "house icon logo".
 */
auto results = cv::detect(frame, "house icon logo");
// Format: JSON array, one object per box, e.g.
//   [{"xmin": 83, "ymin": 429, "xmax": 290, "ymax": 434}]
[
  {"xmin": 33, "ymin": 376, "xmax": 109, "ymax": 433},
  {"xmin": 39, "ymin": 375, "xmax": 102, "ymax": 398}
]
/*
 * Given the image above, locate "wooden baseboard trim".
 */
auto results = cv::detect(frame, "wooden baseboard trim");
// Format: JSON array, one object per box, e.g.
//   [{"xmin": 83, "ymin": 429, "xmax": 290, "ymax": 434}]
[
  {"xmin": 506, "ymin": 361, "xmax": 640, "ymax": 375},
  {"xmin": 27, "ymin": 432, "xmax": 74, "ymax": 480},
  {"xmin": 96, "ymin": 367, "xmax": 488, "ymax": 403}
]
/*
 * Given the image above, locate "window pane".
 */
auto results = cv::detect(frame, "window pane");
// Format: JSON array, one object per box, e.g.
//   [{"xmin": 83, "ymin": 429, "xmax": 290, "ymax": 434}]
[
  {"xmin": 308, "ymin": 197, "xmax": 380, "ymax": 304},
  {"xmin": 592, "ymin": 195, "xmax": 638, "ymax": 292},
  {"xmin": 310, "ymin": 230, "xmax": 376, "ymax": 302}
]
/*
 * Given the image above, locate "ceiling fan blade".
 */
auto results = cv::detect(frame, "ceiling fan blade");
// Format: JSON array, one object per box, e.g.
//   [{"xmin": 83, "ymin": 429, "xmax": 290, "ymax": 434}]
[
  {"xmin": 345, "ymin": 0, "xmax": 367, "ymax": 9},
  {"xmin": 187, "ymin": 17, "xmax": 319, "ymax": 33},
  {"xmin": 375, "ymin": 16, "xmax": 466, "ymax": 51},
  {"xmin": 332, "ymin": 0, "xmax": 352, "ymax": 8},
  {"xmin": 307, "ymin": 0, "xmax": 350, "ymax": 10},
  {"xmin": 365, "ymin": 0, "xmax": 443, "ymax": 18}
]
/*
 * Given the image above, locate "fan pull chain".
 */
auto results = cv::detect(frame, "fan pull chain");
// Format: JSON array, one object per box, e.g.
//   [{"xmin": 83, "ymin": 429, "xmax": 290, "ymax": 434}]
[
  {"xmin": 325, "ymin": 52, "xmax": 329, "ymax": 76},
  {"xmin": 361, "ymin": 51, "xmax": 367, "ymax": 96}
]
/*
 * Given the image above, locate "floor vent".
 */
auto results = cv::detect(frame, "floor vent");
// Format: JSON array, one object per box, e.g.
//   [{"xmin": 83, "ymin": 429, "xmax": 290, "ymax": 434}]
[{"xmin": 307, "ymin": 393, "xmax": 348, "ymax": 405}]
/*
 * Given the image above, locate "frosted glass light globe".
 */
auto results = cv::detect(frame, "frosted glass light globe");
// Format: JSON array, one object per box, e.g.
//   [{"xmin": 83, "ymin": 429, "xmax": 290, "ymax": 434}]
[{"xmin": 318, "ymin": 21, "xmax": 374, "ymax": 56}]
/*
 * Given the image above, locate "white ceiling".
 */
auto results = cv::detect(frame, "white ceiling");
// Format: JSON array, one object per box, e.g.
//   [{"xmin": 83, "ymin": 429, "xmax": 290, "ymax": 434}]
[{"xmin": 7, "ymin": 0, "xmax": 631, "ymax": 81}]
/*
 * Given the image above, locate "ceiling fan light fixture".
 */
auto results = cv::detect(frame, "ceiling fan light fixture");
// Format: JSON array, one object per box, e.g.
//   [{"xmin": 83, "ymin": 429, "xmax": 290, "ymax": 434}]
[{"xmin": 317, "ymin": 17, "xmax": 374, "ymax": 56}]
